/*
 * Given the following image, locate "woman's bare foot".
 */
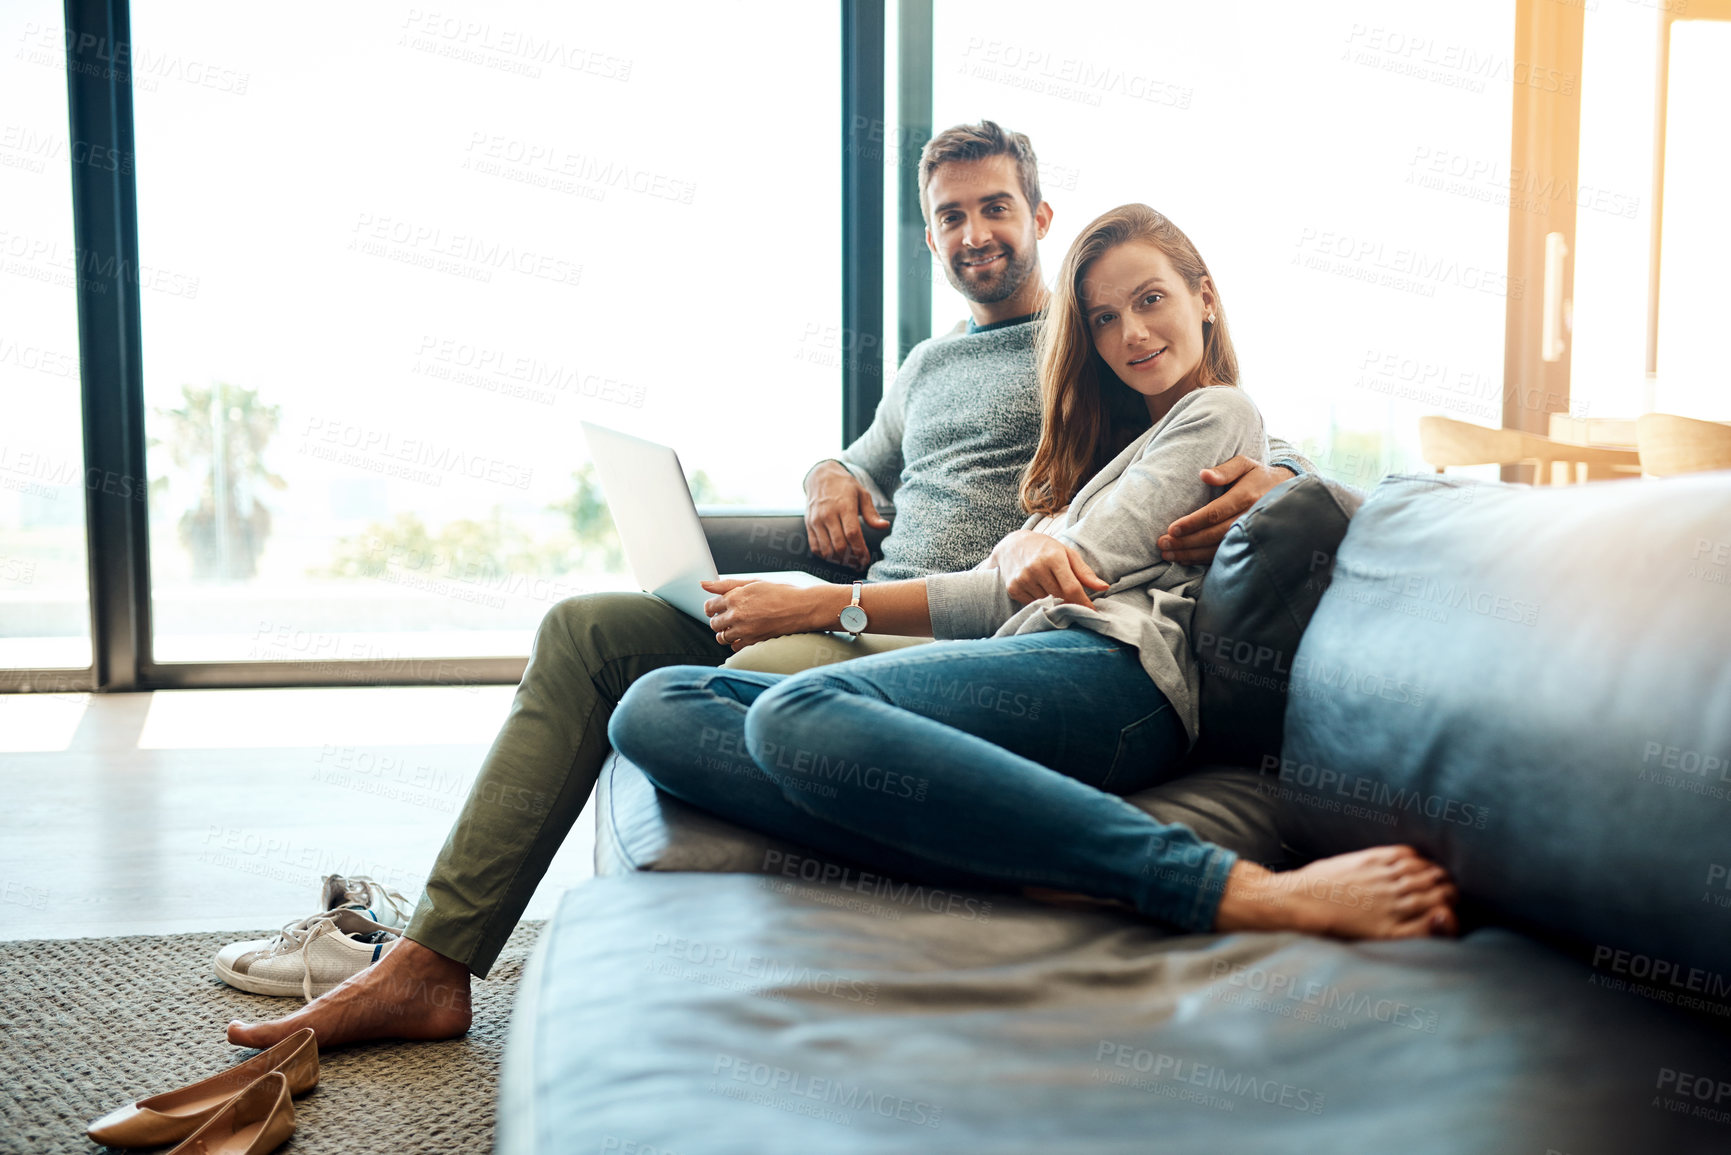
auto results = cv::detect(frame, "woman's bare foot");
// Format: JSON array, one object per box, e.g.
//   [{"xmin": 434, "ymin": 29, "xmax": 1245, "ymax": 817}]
[
  {"xmin": 1214, "ymin": 846, "xmax": 1460, "ymax": 940},
  {"xmin": 227, "ymin": 937, "xmax": 473, "ymax": 1050}
]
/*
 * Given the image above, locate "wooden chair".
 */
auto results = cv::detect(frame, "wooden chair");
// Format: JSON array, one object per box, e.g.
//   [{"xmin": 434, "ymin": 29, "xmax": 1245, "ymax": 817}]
[
  {"xmin": 1418, "ymin": 416, "xmax": 1642, "ymax": 485},
  {"xmin": 1635, "ymin": 413, "xmax": 1731, "ymax": 476}
]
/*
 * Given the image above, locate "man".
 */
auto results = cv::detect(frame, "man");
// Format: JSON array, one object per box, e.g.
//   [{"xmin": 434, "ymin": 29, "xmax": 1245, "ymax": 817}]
[
  {"xmin": 740, "ymin": 119, "xmax": 1309, "ymax": 672},
  {"xmin": 229, "ymin": 119, "xmax": 1309, "ymax": 1050}
]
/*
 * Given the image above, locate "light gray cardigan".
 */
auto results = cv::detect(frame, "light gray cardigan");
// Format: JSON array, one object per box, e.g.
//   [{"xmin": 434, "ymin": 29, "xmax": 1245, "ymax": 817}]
[{"xmin": 924, "ymin": 385, "xmax": 1268, "ymax": 745}]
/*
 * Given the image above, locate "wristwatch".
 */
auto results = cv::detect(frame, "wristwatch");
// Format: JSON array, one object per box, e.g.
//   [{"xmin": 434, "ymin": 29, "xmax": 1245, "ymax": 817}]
[{"xmin": 838, "ymin": 581, "xmax": 869, "ymax": 638}]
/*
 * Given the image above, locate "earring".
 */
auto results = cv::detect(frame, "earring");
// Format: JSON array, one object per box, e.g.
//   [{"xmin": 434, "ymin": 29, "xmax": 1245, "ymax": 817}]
[{"xmin": 1205, "ymin": 312, "xmax": 1216, "ymax": 323}]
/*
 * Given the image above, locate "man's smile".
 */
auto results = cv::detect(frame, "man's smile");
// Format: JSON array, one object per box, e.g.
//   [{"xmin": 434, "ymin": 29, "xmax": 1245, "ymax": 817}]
[{"xmin": 959, "ymin": 250, "xmax": 1006, "ymax": 269}]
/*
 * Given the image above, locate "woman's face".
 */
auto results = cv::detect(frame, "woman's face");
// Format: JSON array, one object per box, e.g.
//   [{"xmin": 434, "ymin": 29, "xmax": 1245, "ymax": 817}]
[{"xmin": 1081, "ymin": 241, "xmax": 1215, "ymax": 413}]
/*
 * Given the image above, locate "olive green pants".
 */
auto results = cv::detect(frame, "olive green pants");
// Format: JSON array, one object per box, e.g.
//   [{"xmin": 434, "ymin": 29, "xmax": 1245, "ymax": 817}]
[
  {"xmin": 407, "ymin": 593, "xmax": 732, "ymax": 976},
  {"xmin": 407, "ymin": 589, "xmax": 935, "ymax": 977}
]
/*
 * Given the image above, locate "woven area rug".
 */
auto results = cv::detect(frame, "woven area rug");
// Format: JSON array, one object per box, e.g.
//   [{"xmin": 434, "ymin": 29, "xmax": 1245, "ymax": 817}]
[{"xmin": 0, "ymin": 922, "xmax": 542, "ymax": 1154}]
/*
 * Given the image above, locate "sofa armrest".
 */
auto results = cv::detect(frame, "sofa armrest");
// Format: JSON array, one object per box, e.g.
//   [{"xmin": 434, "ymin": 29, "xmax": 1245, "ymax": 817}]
[{"xmin": 696, "ymin": 507, "xmax": 888, "ymax": 583}]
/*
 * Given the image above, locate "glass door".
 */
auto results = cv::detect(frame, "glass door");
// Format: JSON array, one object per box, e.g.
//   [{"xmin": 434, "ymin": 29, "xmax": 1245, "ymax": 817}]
[
  {"xmin": 1549, "ymin": 0, "xmax": 1730, "ymax": 443},
  {"xmin": 127, "ymin": 1, "xmax": 842, "ymax": 672},
  {"xmin": 1, "ymin": 3, "xmax": 96, "ymax": 684}
]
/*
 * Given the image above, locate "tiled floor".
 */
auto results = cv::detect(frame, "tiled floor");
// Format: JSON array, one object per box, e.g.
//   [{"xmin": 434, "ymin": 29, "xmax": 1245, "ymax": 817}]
[{"xmin": 0, "ymin": 686, "xmax": 594, "ymax": 941}]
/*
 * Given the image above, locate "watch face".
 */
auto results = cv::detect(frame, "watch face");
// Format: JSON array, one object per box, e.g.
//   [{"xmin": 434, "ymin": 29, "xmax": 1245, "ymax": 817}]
[{"xmin": 839, "ymin": 605, "xmax": 868, "ymax": 633}]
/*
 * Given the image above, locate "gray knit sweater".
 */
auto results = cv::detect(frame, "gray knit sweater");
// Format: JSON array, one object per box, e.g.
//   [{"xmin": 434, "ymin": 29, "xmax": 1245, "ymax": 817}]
[
  {"xmin": 925, "ymin": 385, "xmax": 1268, "ymax": 744},
  {"xmin": 838, "ymin": 322, "xmax": 1044, "ymax": 582},
  {"xmin": 836, "ymin": 319, "xmax": 1308, "ymax": 582}
]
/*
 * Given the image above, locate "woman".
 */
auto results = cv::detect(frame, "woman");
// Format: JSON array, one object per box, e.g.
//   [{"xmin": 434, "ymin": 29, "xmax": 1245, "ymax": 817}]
[{"xmin": 609, "ymin": 205, "xmax": 1457, "ymax": 939}]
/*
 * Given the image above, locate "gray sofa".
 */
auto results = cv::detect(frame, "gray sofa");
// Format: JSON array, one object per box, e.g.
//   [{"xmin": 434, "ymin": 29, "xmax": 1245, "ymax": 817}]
[{"xmin": 498, "ymin": 473, "xmax": 1731, "ymax": 1155}]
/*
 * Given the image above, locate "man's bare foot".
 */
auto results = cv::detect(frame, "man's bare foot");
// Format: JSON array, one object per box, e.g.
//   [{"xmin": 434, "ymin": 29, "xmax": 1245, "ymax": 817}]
[
  {"xmin": 227, "ymin": 937, "xmax": 473, "ymax": 1050},
  {"xmin": 1214, "ymin": 846, "xmax": 1460, "ymax": 940}
]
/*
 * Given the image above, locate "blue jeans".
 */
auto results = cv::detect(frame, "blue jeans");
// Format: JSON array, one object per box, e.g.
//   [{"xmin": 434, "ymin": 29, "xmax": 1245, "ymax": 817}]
[{"xmin": 608, "ymin": 628, "xmax": 1239, "ymax": 932}]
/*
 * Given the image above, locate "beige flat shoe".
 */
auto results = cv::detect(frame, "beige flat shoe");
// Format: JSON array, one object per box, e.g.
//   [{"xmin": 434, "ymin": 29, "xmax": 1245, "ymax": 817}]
[
  {"xmin": 85, "ymin": 1027, "xmax": 316, "ymax": 1148},
  {"xmin": 163, "ymin": 1072, "xmax": 295, "ymax": 1155}
]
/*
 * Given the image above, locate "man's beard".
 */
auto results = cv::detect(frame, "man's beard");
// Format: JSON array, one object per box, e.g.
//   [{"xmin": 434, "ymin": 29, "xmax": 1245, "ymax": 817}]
[{"xmin": 944, "ymin": 241, "xmax": 1038, "ymax": 305}]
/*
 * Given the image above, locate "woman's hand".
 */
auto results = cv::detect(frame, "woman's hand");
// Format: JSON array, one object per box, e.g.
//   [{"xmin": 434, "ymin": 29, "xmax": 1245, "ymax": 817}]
[
  {"xmin": 701, "ymin": 579, "xmax": 841, "ymax": 651},
  {"xmin": 985, "ymin": 530, "xmax": 1110, "ymax": 608}
]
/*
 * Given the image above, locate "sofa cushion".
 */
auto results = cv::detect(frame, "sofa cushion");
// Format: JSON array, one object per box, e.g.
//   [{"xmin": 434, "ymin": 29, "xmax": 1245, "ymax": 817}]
[
  {"xmin": 595, "ymin": 750, "xmax": 1291, "ymax": 877},
  {"xmin": 1190, "ymin": 473, "xmax": 1364, "ymax": 767},
  {"xmin": 1278, "ymin": 471, "xmax": 1731, "ymax": 980},
  {"xmin": 499, "ymin": 873, "xmax": 1731, "ymax": 1155},
  {"xmin": 597, "ymin": 750, "xmax": 795, "ymax": 877}
]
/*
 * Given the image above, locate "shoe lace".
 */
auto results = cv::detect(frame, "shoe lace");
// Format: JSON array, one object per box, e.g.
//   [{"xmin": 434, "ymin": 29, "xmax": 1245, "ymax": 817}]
[
  {"xmin": 260, "ymin": 912, "xmax": 396, "ymax": 1003},
  {"xmin": 255, "ymin": 913, "xmax": 344, "ymax": 1003},
  {"xmin": 263, "ymin": 911, "xmax": 332, "ymax": 955},
  {"xmin": 337, "ymin": 874, "xmax": 414, "ymax": 924}
]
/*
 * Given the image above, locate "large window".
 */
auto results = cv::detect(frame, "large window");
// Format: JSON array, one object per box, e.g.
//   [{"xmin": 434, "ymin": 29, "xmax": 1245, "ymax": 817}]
[
  {"xmin": 1, "ymin": 4, "xmax": 93, "ymax": 675},
  {"xmin": 1572, "ymin": 5, "xmax": 1730, "ymax": 424},
  {"xmin": 17, "ymin": 2, "xmax": 1725, "ymax": 691},
  {"xmin": 128, "ymin": 1, "xmax": 841, "ymax": 664},
  {"xmin": 1652, "ymin": 18, "xmax": 1731, "ymax": 417},
  {"xmin": 919, "ymin": 0, "xmax": 1516, "ymax": 487}
]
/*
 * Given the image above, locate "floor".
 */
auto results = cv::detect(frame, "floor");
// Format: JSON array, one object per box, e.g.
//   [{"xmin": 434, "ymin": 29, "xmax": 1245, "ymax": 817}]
[{"xmin": 0, "ymin": 686, "xmax": 595, "ymax": 941}]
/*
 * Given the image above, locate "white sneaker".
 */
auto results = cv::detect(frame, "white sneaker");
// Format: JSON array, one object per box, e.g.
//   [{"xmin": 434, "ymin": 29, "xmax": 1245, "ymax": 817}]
[
  {"xmin": 320, "ymin": 873, "xmax": 415, "ymax": 930},
  {"xmin": 215, "ymin": 908, "xmax": 401, "ymax": 1000}
]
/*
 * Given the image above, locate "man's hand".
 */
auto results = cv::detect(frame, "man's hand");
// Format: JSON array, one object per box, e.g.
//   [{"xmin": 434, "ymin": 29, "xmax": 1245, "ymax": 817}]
[
  {"xmin": 1159, "ymin": 456, "xmax": 1295, "ymax": 565},
  {"xmin": 701, "ymin": 579, "xmax": 841, "ymax": 652},
  {"xmin": 804, "ymin": 461, "xmax": 891, "ymax": 571},
  {"xmin": 985, "ymin": 530, "xmax": 1109, "ymax": 608}
]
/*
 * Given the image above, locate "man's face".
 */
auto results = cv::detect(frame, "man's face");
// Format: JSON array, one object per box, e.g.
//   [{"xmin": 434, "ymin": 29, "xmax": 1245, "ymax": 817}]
[{"xmin": 924, "ymin": 155, "xmax": 1050, "ymax": 305}]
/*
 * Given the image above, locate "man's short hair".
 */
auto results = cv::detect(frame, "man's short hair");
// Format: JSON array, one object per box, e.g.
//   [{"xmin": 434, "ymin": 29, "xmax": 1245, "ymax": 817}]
[{"xmin": 918, "ymin": 120, "xmax": 1042, "ymax": 224}]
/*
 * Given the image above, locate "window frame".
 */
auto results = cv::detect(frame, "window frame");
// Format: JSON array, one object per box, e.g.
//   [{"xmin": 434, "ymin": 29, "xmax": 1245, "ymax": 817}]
[
  {"xmin": 32, "ymin": 2, "xmax": 1626, "ymax": 692},
  {"xmin": 32, "ymin": 0, "xmax": 885, "ymax": 692}
]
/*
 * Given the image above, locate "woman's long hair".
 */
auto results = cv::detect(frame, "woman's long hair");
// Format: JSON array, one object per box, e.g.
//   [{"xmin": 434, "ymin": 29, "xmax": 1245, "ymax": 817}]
[{"xmin": 1020, "ymin": 204, "xmax": 1240, "ymax": 515}]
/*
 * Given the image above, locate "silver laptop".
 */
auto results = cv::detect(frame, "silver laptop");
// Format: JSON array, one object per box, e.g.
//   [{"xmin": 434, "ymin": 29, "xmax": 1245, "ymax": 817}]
[{"xmin": 579, "ymin": 421, "xmax": 828, "ymax": 622}]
